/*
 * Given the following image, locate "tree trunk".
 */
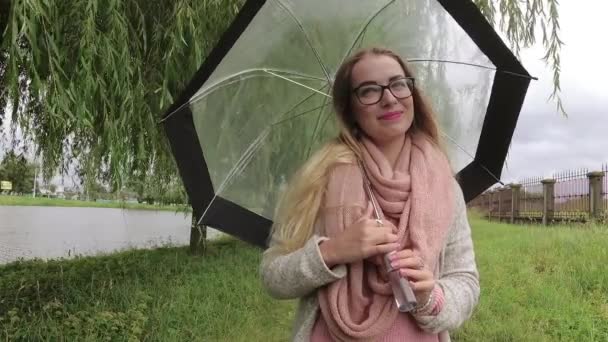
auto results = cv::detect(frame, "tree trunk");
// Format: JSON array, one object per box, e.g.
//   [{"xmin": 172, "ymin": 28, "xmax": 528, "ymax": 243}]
[{"xmin": 189, "ymin": 211, "xmax": 207, "ymax": 255}]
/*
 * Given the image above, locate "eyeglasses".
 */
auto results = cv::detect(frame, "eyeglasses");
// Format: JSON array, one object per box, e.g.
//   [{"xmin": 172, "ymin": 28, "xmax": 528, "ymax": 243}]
[{"xmin": 352, "ymin": 77, "xmax": 415, "ymax": 105}]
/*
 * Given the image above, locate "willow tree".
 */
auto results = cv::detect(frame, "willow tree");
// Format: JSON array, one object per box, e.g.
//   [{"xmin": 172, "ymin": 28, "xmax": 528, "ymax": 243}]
[
  {"xmin": 473, "ymin": 0, "xmax": 564, "ymax": 114},
  {"xmin": 0, "ymin": 0, "xmax": 243, "ymax": 189},
  {"xmin": 0, "ymin": 0, "xmax": 562, "ymax": 251},
  {"xmin": 0, "ymin": 0, "xmax": 563, "ymax": 184}
]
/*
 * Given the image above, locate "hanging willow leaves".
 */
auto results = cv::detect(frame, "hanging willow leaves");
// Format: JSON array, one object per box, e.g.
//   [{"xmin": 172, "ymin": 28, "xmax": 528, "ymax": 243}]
[
  {"xmin": 0, "ymin": 0, "xmax": 244, "ymax": 191},
  {"xmin": 472, "ymin": 0, "xmax": 565, "ymax": 114},
  {"xmin": 0, "ymin": 0, "xmax": 562, "ymax": 192}
]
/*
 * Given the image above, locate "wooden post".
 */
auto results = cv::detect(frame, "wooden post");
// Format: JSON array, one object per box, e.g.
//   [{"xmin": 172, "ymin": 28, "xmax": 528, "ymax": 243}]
[
  {"xmin": 500, "ymin": 187, "xmax": 509, "ymax": 222},
  {"xmin": 484, "ymin": 193, "xmax": 490, "ymax": 218},
  {"xmin": 487, "ymin": 191, "xmax": 493, "ymax": 220},
  {"xmin": 510, "ymin": 184, "xmax": 522, "ymax": 224},
  {"xmin": 498, "ymin": 188, "xmax": 504, "ymax": 221},
  {"xmin": 190, "ymin": 211, "xmax": 207, "ymax": 255},
  {"xmin": 541, "ymin": 179, "xmax": 556, "ymax": 226},
  {"xmin": 587, "ymin": 171, "xmax": 604, "ymax": 220}
]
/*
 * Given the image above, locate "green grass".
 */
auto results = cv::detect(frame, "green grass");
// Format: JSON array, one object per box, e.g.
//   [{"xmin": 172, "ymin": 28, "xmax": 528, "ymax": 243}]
[
  {"xmin": 1, "ymin": 216, "xmax": 607, "ymax": 341},
  {"xmin": 0, "ymin": 238, "xmax": 294, "ymax": 341},
  {"xmin": 0, "ymin": 195, "xmax": 187, "ymax": 212},
  {"xmin": 455, "ymin": 214, "xmax": 608, "ymax": 341}
]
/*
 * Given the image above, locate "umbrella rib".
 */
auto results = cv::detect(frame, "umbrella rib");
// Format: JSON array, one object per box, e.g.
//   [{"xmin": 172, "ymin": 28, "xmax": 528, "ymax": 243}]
[
  {"xmin": 306, "ymin": 91, "xmax": 332, "ymax": 157},
  {"xmin": 314, "ymin": 108, "xmax": 335, "ymax": 141},
  {"xmin": 274, "ymin": 0, "xmax": 332, "ymax": 85},
  {"xmin": 200, "ymin": 100, "xmax": 332, "ymax": 225},
  {"xmin": 191, "ymin": 68, "xmax": 326, "ymax": 103},
  {"xmin": 408, "ymin": 59, "xmax": 538, "ymax": 80},
  {"xmin": 218, "ymin": 128, "xmax": 271, "ymax": 197},
  {"xmin": 199, "ymin": 101, "xmax": 334, "ymax": 225},
  {"xmin": 340, "ymin": 0, "xmax": 397, "ymax": 64},
  {"xmin": 274, "ymin": 83, "xmax": 331, "ymax": 122},
  {"xmin": 439, "ymin": 129, "xmax": 504, "ymax": 185},
  {"xmin": 197, "ymin": 127, "xmax": 271, "ymax": 225},
  {"xmin": 271, "ymin": 103, "xmax": 331, "ymax": 127},
  {"xmin": 264, "ymin": 70, "xmax": 331, "ymax": 99},
  {"xmin": 159, "ymin": 68, "xmax": 326, "ymax": 123}
]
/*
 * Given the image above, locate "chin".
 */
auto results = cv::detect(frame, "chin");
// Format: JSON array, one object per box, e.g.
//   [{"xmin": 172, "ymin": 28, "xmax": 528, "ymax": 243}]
[
  {"xmin": 370, "ymin": 127, "xmax": 409, "ymax": 144},
  {"xmin": 389, "ymin": 120, "xmax": 413, "ymax": 136},
  {"xmin": 361, "ymin": 115, "xmax": 414, "ymax": 143}
]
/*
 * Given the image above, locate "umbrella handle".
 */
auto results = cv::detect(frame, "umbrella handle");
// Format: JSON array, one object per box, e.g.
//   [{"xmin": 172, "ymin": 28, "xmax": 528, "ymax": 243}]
[
  {"xmin": 384, "ymin": 254, "xmax": 418, "ymax": 312},
  {"xmin": 358, "ymin": 160, "xmax": 418, "ymax": 312}
]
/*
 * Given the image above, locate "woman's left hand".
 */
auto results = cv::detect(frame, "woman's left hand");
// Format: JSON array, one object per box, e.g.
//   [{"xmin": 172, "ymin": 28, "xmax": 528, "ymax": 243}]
[{"xmin": 388, "ymin": 249, "xmax": 434, "ymax": 305}]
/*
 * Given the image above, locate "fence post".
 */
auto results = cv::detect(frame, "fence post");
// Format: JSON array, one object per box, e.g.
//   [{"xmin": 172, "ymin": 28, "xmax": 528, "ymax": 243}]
[
  {"xmin": 497, "ymin": 188, "xmax": 503, "ymax": 221},
  {"xmin": 541, "ymin": 179, "xmax": 556, "ymax": 226},
  {"xmin": 587, "ymin": 171, "xmax": 604, "ymax": 220},
  {"xmin": 487, "ymin": 191, "xmax": 493, "ymax": 220},
  {"xmin": 510, "ymin": 183, "xmax": 521, "ymax": 224}
]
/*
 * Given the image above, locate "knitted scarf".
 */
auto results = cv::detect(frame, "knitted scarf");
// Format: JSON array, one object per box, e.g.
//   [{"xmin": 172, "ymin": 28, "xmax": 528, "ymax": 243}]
[{"xmin": 316, "ymin": 132, "xmax": 455, "ymax": 341}]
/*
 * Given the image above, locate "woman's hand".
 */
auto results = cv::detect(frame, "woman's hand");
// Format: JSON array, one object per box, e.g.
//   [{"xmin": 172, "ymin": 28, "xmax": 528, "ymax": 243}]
[
  {"xmin": 388, "ymin": 249, "xmax": 435, "ymax": 305},
  {"xmin": 319, "ymin": 204, "xmax": 400, "ymax": 268}
]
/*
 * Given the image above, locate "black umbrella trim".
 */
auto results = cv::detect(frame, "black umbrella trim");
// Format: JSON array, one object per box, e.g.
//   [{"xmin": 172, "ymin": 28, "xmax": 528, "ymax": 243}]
[
  {"xmin": 437, "ymin": 0, "xmax": 532, "ymax": 202},
  {"xmin": 162, "ymin": 0, "xmax": 531, "ymax": 247}
]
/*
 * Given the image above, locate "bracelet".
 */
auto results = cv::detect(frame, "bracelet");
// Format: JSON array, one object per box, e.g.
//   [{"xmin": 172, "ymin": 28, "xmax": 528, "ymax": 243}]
[
  {"xmin": 430, "ymin": 287, "xmax": 445, "ymax": 315},
  {"xmin": 412, "ymin": 288, "xmax": 435, "ymax": 314}
]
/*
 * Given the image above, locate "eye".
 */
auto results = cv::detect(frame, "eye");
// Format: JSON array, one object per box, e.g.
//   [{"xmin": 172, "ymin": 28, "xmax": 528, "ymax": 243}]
[
  {"xmin": 390, "ymin": 79, "xmax": 408, "ymax": 90},
  {"xmin": 358, "ymin": 85, "xmax": 381, "ymax": 98}
]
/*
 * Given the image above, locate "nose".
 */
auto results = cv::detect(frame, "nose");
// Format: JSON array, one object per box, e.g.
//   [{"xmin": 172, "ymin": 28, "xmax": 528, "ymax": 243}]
[{"xmin": 380, "ymin": 88, "xmax": 398, "ymax": 106}]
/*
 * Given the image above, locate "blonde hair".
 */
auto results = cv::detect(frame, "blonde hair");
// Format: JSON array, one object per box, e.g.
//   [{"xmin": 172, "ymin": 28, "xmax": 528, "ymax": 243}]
[
  {"xmin": 266, "ymin": 47, "xmax": 444, "ymax": 255},
  {"xmin": 267, "ymin": 138, "xmax": 356, "ymax": 255}
]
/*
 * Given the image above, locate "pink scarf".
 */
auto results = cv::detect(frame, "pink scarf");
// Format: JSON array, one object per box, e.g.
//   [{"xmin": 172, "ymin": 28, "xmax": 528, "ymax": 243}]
[{"xmin": 316, "ymin": 132, "xmax": 455, "ymax": 341}]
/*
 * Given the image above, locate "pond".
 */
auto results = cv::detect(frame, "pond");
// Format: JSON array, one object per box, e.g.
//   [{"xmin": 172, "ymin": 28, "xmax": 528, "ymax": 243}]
[{"xmin": 0, "ymin": 206, "xmax": 222, "ymax": 264}]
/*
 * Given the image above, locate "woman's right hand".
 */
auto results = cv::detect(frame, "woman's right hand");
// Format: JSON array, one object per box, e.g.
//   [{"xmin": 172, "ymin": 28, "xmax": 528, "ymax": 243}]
[{"xmin": 319, "ymin": 204, "xmax": 400, "ymax": 268}]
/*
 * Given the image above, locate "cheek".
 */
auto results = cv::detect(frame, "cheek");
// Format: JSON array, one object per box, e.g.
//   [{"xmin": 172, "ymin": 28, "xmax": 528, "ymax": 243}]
[
  {"xmin": 401, "ymin": 99, "xmax": 415, "ymax": 119},
  {"xmin": 401, "ymin": 97, "xmax": 414, "ymax": 110},
  {"xmin": 352, "ymin": 103, "xmax": 376, "ymax": 129}
]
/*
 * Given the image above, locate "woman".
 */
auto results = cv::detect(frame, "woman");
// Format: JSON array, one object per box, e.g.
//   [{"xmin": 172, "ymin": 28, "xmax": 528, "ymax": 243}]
[{"xmin": 260, "ymin": 47, "xmax": 479, "ymax": 342}]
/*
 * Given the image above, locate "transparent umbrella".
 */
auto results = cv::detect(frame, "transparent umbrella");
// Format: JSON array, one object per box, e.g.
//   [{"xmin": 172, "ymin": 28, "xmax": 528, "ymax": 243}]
[{"xmin": 161, "ymin": 0, "xmax": 534, "ymax": 247}]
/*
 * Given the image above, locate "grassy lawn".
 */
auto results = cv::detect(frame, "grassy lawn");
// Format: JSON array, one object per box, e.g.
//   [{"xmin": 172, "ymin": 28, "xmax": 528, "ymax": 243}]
[
  {"xmin": 1, "ymin": 216, "xmax": 606, "ymax": 341},
  {"xmin": 457, "ymin": 215, "xmax": 608, "ymax": 341},
  {"xmin": 0, "ymin": 195, "xmax": 187, "ymax": 212},
  {"xmin": 0, "ymin": 238, "xmax": 293, "ymax": 341}
]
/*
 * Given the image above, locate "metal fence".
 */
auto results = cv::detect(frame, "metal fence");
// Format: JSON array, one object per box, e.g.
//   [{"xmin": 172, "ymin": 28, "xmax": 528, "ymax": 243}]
[
  {"xmin": 553, "ymin": 168, "xmax": 589, "ymax": 220},
  {"xmin": 468, "ymin": 163, "xmax": 607, "ymax": 224},
  {"xmin": 519, "ymin": 177, "xmax": 543, "ymax": 219}
]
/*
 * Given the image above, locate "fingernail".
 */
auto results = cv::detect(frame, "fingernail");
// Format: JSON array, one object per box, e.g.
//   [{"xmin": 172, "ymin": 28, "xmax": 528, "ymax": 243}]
[{"xmin": 390, "ymin": 261, "xmax": 397, "ymax": 269}]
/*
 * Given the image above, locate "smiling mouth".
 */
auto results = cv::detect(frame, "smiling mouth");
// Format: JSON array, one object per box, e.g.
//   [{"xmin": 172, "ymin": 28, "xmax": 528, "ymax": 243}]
[{"xmin": 379, "ymin": 111, "xmax": 402, "ymax": 120}]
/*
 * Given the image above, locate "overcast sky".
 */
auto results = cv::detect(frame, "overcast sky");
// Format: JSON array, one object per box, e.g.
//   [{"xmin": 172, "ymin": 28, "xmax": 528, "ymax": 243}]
[
  {"xmin": 2, "ymin": 1, "xmax": 607, "ymax": 188},
  {"xmin": 500, "ymin": 0, "xmax": 608, "ymax": 182}
]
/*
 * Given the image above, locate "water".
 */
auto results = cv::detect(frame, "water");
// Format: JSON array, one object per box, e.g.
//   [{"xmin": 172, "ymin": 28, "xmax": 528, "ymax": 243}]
[{"xmin": 0, "ymin": 206, "xmax": 222, "ymax": 264}]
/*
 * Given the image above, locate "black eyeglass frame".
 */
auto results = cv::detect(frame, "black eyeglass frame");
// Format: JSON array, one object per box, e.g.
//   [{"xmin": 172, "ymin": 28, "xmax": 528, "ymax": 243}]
[{"xmin": 351, "ymin": 77, "xmax": 416, "ymax": 105}]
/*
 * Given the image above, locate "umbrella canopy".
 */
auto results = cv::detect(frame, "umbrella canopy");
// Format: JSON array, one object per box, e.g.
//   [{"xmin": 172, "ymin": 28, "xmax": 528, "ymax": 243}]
[{"xmin": 161, "ymin": 0, "xmax": 533, "ymax": 247}]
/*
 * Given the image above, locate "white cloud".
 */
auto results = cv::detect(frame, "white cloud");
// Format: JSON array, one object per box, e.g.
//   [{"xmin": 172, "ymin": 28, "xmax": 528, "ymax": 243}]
[{"xmin": 500, "ymin": 0, "xmax": 608, "ymax": 183}]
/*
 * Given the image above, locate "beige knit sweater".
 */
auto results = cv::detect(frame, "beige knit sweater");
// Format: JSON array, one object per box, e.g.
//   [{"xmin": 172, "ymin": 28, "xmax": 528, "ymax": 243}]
[{"xmin": 259, "ymin": 180, "xmax": 479, "ymax": 342}]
